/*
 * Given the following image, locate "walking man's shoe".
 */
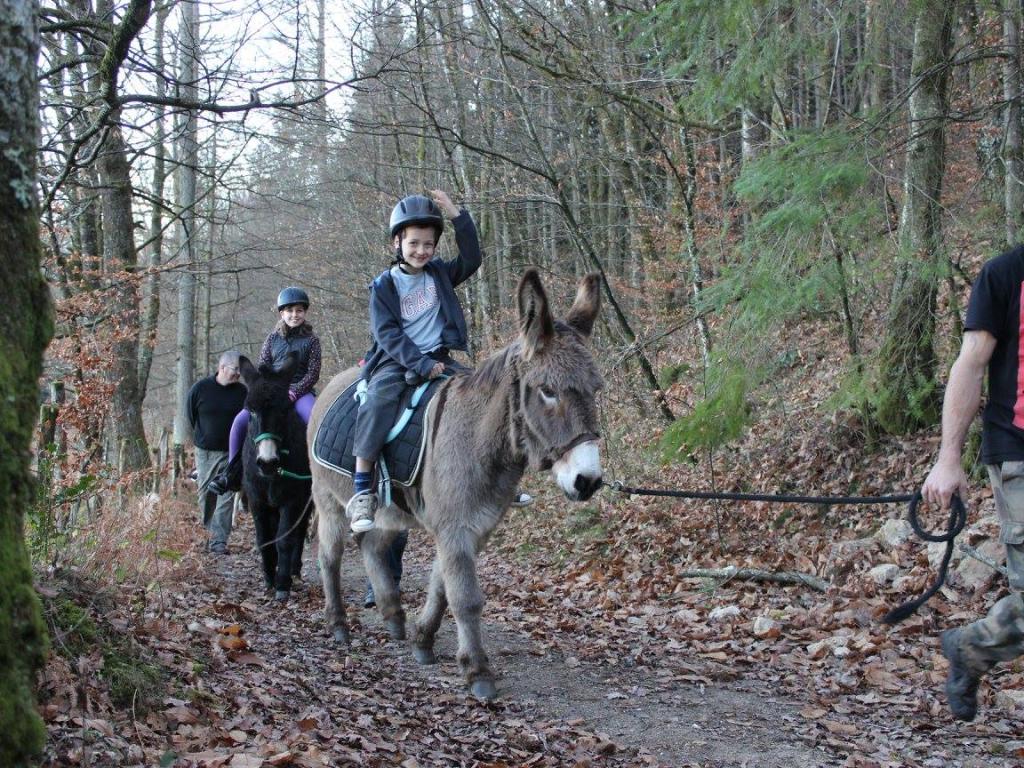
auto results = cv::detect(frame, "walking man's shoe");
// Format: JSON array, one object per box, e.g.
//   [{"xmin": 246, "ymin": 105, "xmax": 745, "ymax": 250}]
[
  {"xmin": 209, "ymin": 454, "xmax": 243, "ymax": 496},
  {"xmin": 941, "ymin": 629, "xmax": 981, "ymax": 721}
]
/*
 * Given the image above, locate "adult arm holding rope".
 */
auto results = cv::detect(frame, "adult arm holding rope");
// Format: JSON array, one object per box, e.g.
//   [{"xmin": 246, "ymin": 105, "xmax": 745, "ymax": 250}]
[
  {"xmin": 924, "ymin": 247, "xmax": 1024, "ymax": 724},
  {"xmin": 921, "ymin": 330, "xmax": 993, "ymax": 509}
]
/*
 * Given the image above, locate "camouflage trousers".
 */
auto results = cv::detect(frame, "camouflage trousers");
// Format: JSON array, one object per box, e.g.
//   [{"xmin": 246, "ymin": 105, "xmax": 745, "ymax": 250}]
[{"xmin": 954, "ymin": 462, "xmax": 1024, "ymax": 672}]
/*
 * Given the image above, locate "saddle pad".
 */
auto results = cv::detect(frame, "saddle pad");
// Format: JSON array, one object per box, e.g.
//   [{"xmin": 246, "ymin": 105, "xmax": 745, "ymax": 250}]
[{"xmin": 312, "ymin": 377, "xmax": 444, "ymax": 486}]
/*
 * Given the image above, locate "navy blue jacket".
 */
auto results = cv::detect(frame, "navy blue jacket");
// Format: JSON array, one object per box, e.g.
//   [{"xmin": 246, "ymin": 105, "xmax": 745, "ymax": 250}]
[{"xmin": 362, "ymin": 210, "xmax": 482, "ymax": 380}]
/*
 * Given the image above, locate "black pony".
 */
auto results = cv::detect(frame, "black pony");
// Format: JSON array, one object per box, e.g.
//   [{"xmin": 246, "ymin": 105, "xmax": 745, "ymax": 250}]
[{"xmin": 238, "ymin": 353, "xmax": 312, "ymax": 601}]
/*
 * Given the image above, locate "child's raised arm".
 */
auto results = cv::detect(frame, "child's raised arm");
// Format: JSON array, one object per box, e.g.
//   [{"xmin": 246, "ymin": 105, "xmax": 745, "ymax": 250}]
[{"xmin": 430, "ymin": 189, "xmax": 460, "ymax": 219}]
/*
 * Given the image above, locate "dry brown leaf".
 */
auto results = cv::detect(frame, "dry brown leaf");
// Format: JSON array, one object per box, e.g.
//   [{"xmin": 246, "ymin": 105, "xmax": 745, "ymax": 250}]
[
  {"xmin": 799, "ymin": 707, "xmax": 828, "ymax": 720},
  {"xmin": 819, "ymin": 720, "xmax": 859, "ymax": 736},
  {"xmin": 219, "ymin": 635, "xmax": 249, "ymax": 651},
  {"xmin": 265, "ymin": 753, "xmax": 295, "ymax": 766},
  {"xmin": 230, "ymin": 652, "xmax": 265, "ymax": 666}
]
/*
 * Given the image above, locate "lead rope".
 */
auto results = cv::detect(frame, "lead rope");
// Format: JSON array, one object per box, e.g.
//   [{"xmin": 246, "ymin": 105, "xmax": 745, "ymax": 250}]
[
  {"xmin": 607, "ymin": 477, "xmax": 967, "ymax": 623},
  {"xmin": 882, "ymin": 492, "xmax": 968, "ymax": 624}
]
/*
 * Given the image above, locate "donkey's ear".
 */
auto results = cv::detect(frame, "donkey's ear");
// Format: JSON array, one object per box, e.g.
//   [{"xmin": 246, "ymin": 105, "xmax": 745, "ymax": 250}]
[
  {"xmin": 278, "ymin": 351, "xmax": 298, "ymax": 378},
  {"xmin": 565, "ymin": 273, "xmax": 601, "ymax": 338},
  {"xmin": 238, "ymin": 356, "xmax": 257, "ymax": 388},
  {"xmin": 517, "ymin": 269, "xmax": 554, "ymax": 360}
]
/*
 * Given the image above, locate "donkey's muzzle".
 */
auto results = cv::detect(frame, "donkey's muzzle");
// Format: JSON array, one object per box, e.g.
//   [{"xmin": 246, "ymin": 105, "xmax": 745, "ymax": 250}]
[
  {"xmin": 574, "ymin": 474, "xmax": 603, "ymax": 501},
  {"xmin": 256, "ymin": 456, "xmax": 280, "ymax": 477},
  {"xmin": 553, "ymin": 439, "xmax": 602, "ymax": 501}
]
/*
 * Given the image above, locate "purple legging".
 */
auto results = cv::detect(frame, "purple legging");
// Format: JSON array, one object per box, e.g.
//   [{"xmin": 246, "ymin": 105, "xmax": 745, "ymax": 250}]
[{"xmin": 227, "ymin": 393, "xmax": 315, "ymax": 461}]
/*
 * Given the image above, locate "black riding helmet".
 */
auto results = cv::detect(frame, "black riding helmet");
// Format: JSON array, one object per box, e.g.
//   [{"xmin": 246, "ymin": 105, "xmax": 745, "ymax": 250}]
[
  {"xmin": 389, "ymin": 195, "xmax": 445, "ymax": 240},
  {"xmin": 276, "ymin": 286, "xmax": 310, "ymax": 310}
]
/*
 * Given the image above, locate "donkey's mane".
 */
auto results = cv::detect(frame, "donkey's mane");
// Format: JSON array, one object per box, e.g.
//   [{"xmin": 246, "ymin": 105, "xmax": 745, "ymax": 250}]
[
  {"xmin": 462, "ymin": 319, "xmax": 586, "ymax": 392},
  {"xmin": 245, "ymin": 369, "xmax": 289, "ymax": 411},
  {"xmin": 463, "ymin": 345, "xmax": 516, "ymax": 391}
]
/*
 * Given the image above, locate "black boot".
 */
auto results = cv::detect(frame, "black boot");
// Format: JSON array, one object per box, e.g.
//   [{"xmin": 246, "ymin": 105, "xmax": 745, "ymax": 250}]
[
  {"xmin": 209, "ymin": 453, "xmax": 242, "ymax": 496},
  {"xmin": 941, "ymin": 629, "xmax": 982, "ymax": 721}
]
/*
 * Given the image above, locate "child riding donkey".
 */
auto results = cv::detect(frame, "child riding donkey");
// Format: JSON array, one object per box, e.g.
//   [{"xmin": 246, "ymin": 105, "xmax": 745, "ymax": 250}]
[
  {"xmin": 347, "ymin": 190, "xmax": 480, "ymax": 533},
  {"xmin": 210, "ymin": 287, "xmax": 321, "ymax": 495}
]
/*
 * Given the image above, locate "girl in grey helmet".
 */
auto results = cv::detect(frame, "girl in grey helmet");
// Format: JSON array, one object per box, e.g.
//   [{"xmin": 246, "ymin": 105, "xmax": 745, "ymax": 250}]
[{"xmin": 209, "ymin": 287, "xmax": 322, "ymax": 495}]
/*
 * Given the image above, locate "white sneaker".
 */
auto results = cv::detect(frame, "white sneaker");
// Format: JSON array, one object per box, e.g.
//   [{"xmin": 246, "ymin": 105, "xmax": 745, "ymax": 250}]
[
  {"xmin": 511, "ymin": 491, "xmax": 533, "ymax": 507},
  {"xmin": 347, "ymin": 491, "xmax": 377, "ymax": 533}
]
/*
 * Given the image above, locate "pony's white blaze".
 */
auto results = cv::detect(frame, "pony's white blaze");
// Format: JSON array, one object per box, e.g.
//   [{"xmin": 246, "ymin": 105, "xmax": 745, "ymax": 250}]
[
  {"xmin": 552, "ymin": 440, "xmax": 602, "ymax": 498},
  {"xmin": 256, "ymin": 440, "xmax": 279, "ymax": 465}
]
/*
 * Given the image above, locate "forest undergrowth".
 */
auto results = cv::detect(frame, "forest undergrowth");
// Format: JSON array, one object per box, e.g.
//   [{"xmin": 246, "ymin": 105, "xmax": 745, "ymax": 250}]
[{"xmin": 32, "ymin": 328, "xmax": 1024, "ymax": 766}]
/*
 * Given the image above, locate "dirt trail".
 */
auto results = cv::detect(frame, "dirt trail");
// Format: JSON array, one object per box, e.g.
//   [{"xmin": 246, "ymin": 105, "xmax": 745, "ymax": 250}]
[
  {"xmin": 160, "ymin": 502, "xmax": 1024, "ymax": 768},
  {"xmin": 200, "ymin": 526, "xmax": 835, "ymax": 768}
]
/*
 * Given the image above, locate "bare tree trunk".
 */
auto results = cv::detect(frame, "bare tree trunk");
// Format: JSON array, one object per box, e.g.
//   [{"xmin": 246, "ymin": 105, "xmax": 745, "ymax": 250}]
[
  {"xmin": 173, "ymin": 0, "xmax": 200, "ymax": 466},
  {"xmin": 202, "ymin": 129, "xmax": 217, "ymax": 369},
  {"xmin": 92, "ymin": 0, "xmax": 153, "ymax": 471},
  {"xmin": 99, "ymin": 117, "xmax": 152, "ymax": 469},
  {"xmin": 0, "ymin": 1, "xmax": 53, "ymax": 760},
  {"xmin": 678, "ymin": 125, "xmax": 712, "ymax": 368},
  {"xmin": 314, "ymin": 0, "xmax": 327, "ymax": 122},
  {"xmin": 874, "ymin": 0, "xmax": 956, "ymax": 434},
  {"xmin": 138, "ymin": 4, "xmax": 169, "ymax": 399}
]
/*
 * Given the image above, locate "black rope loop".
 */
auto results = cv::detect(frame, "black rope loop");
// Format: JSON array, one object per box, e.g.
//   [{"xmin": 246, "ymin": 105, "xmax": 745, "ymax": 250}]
[
  {"xmin": 608, "ymin": 479, "xmax": 972, "ymax": 624},
  {"xmin": 882, "ymin": 491, "xmax": 968, "ymax": 625}
]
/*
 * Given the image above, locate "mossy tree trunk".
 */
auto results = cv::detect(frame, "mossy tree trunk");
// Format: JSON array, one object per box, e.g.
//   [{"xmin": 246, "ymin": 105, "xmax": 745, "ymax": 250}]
[
  {"xmin": 0, "ymin": 0, "xmax": 55, "ymax": 763},
  {"xmin": 872, "ymin": 0, "xmax": 956, "ymax": 434}
]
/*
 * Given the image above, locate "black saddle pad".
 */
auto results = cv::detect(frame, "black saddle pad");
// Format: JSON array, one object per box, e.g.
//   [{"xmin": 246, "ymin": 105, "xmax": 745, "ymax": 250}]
[{"xmin": 312, "ymin": 377, "xmax": 444, "ymax": 486}]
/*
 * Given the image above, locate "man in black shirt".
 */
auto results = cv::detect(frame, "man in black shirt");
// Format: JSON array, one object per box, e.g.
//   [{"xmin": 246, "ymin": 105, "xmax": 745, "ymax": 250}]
[
  {"xmin": 923, "ymin": 244, "xmax": 1024, "ymax": 721},
  {"xmin": 187, "ymin": 351, "xmax": 246, "ymax": 554}
]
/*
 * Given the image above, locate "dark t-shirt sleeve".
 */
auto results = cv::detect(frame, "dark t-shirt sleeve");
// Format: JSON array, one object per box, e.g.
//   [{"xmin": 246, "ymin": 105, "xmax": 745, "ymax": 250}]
[
  {"xmin": 186, "ymin": 382, "xmax": 199, "ymax": 430},
  {"xmin": 965, "ymin": 260, "xmax": 1008, "ymax": 338}
]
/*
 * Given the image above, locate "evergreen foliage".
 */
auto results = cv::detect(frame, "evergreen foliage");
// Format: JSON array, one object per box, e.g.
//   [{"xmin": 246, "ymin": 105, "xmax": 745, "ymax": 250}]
[
  {"xmin": 658, "ymin": 128, "xmax": 885, "ymax": 459},
  {"xmin": 639, "ymin": 0, "xmax": 796, "ymax": 120},
  {"xmin": 659, "ymin": 366, "xmax": 750, "ymax": 459}
]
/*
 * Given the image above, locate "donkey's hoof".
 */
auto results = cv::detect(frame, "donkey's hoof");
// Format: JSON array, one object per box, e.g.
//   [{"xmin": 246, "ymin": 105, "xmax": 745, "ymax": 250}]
[
  {"xmin": 332, "ymin": 627, "xmax": 351, "ymax": 645},
  {"xmin": 413, "ymin": 646, "xmax": 437, "ymax": 665},
  {"xmin": 274, "ymin": 590, "xmax": 289, "ymax": 602},
  {"xmin": 470, "ymin": 679, "xmax": 498, "ymax": 702},
  {"xmin": 384, "ymin": 617, "xmax": 406, "ymax": 641}
]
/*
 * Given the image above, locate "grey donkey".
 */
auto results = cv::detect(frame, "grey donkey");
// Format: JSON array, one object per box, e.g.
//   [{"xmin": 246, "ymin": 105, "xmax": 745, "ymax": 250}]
[{"xmin": 308, "ymin": 269, "xmax": 604, "ymax": 701}]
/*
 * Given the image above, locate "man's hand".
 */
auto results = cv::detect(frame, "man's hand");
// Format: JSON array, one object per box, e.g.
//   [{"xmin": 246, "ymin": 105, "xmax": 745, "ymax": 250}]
[
  {"xmin": 430, "ymin": 189, "xmax": 460, "ymax": 219},
  {"xmin": 922, "ymin": 457, "xmax": 968, "ymax": 509},
  {"xmin": 428, "ymin": 361, "xmax": 445, "ymax": 379}
]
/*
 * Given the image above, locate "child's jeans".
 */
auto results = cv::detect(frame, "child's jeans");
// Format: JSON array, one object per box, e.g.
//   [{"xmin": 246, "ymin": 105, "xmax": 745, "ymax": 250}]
[
  {"xmin": 354, "ymin": 353, "xmax": 468, "ymax": 464},
  {"xmin": 352, "ymin": 359, "xmax": 407, "ymax": 463}
]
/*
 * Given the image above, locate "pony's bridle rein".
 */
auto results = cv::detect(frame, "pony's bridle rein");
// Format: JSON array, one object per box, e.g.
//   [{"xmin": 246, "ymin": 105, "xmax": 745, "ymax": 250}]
[{"xmin": 250, "ymin": 418, "xmax": 310, "ymax": 481}]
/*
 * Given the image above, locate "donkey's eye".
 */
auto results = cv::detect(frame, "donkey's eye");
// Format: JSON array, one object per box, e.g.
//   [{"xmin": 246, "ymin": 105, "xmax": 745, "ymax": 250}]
[{"xmin": 538, "ymin": 386, "xmax": 558, "ymax": 406}]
